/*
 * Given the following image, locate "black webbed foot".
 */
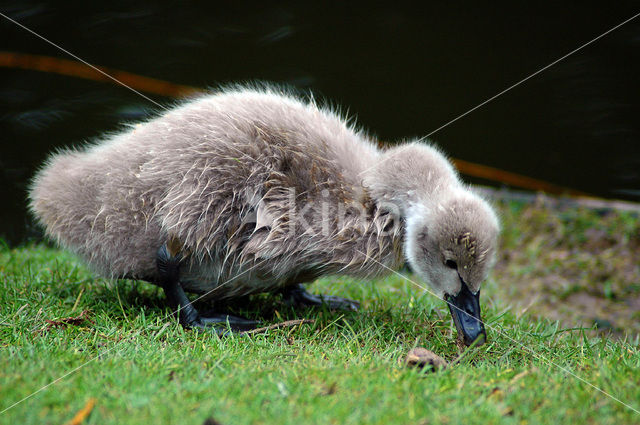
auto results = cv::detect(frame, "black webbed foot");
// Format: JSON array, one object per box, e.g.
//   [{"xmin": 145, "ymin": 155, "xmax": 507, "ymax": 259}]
[
  {"xmin": 156, "ymin": 243, "xmax": 259, "ymax": 334},
  {"xmin": 195, "ymin": 310, "xmax": 259, "ymax": 332},
  {"xmin": 282, "ymin": 283, "xmax": 360, "ymax": 311}
]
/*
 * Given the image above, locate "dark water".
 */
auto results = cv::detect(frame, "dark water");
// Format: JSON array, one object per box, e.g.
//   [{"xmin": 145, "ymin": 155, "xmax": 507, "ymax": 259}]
[{"xmin": 2, "ymin": 2, "xmax": 640, "ymax": 245}]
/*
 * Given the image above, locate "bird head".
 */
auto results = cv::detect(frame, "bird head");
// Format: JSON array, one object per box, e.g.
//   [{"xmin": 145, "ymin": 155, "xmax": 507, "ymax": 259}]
[{"xmin": 404, "ymin": 190, "xmax": 499, "ymax": 346}]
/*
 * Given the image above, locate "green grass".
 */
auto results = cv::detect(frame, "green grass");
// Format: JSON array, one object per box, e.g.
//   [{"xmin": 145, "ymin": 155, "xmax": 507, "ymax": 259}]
[{"xmin": 1, "ymin": 200, "xmax": 640, "ymax": 424}]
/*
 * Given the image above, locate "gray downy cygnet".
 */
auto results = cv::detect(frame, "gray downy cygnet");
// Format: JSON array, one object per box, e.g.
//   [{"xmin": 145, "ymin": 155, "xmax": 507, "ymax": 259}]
[{"xmin": 29, "ymin": 85, "xmax": 499, "ymax": 344}]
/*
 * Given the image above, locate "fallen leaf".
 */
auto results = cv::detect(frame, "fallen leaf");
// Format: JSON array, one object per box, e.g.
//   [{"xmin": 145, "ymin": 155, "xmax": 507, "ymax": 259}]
[
  {"xmin": 65, "ymin": 398, "xmax": 96, "ymax": 425},
  {"xmin": 405, "ymin": 347, "xmax": 448, "ymax": 371}
]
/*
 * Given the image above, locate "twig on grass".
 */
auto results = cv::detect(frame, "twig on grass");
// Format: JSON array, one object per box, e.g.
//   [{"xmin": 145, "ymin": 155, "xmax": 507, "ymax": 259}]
[
  {"xmin": 241, "ymin": 319, "xmax": 315, "ymax": 335},
  {"xmin": 41, "ymin": 309, "xmax": 95, "ymax": 332}
]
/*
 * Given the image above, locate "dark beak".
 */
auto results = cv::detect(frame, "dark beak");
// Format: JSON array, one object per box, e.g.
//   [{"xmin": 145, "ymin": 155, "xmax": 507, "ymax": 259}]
[{"xmin": 445, "ymin": 282, "xmax": 486, "ymax": 346}]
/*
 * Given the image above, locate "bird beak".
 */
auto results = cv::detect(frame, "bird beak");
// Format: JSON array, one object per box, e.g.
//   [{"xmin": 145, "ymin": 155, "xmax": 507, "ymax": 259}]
[{"xmin": 445, "ymin": 282, "xmax": 486, "ymax": 346}]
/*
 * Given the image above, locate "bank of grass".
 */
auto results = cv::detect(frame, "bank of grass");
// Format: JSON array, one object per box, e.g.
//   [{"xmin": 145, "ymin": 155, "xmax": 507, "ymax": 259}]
[
  {"xmin": 492, "ymin": 195, "xmax": 640, "ymax": 337},
  {"xmin": 1, "ymin": 199, "xmax": 639, "ymax": 424}
]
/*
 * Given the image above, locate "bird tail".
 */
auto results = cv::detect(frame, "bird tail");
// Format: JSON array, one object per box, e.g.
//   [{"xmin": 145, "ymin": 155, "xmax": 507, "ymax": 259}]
[{"xmin": 28, "ymin": 149, "xmax": 96, "ymax": 248}]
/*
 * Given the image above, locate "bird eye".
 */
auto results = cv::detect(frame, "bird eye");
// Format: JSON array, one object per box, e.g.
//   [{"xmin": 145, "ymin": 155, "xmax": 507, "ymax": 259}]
[{"xmin": 445, "ymin": 259, "xmax": 457, "ymax": 270}]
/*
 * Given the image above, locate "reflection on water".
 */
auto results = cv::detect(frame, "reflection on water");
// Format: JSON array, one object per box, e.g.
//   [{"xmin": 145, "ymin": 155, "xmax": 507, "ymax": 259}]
[{"xmin": 1, "ymin": 1, "xmax": 640, "ymax": 244}]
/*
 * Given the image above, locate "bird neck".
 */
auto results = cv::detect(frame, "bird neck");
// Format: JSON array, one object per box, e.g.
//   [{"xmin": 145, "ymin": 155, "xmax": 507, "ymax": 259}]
[{"xmin": 362, "ymin": 142, "xmax": 462, "ymax": 216}]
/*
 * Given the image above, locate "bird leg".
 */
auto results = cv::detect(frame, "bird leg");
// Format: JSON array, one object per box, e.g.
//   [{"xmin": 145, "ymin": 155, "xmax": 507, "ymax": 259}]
[
  {"xmin": 156, "ymin": 243, "xmax": 259, "ymax": 333},
  {"xmin": 282, "ymin": 283, "xmax": 360, "ymax": 311}
]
